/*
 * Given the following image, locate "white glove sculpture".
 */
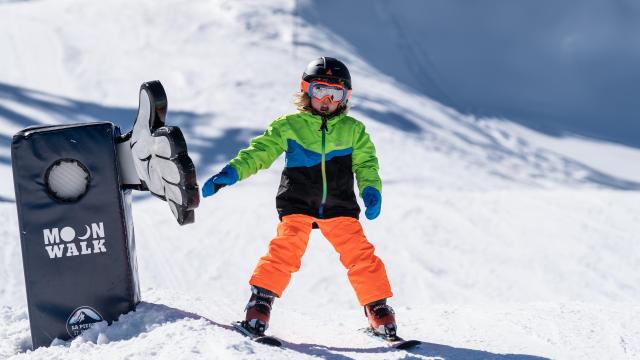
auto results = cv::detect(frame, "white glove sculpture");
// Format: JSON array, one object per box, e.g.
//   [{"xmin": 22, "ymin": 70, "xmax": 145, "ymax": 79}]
[{"xmin": 118, "ymin": 81, "xmax": 199, "ymax": 224}]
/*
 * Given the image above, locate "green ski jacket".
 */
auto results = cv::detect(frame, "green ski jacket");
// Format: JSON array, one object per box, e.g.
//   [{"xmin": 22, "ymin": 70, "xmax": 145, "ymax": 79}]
[{"xmin": 229, "ymin": 111, "xmax": 381, "ymax": 219}]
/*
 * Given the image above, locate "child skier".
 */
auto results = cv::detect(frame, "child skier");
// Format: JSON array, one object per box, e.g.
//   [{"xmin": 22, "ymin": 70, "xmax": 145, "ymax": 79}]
[{"xmin": 202, "ymin": 57, "xmax": 397, "ymax": 338}]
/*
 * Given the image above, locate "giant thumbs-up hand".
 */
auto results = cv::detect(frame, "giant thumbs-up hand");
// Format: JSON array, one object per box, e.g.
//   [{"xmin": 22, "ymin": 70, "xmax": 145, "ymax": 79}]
[{"xmin": 122, "ymin": 81, "xmax": 199, "ymax": 224}]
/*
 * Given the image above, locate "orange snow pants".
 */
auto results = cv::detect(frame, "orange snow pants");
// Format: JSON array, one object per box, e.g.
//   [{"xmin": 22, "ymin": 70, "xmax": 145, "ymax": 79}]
[{"xmin": 249, "ymin": 214, "xmax": 393, "ymax": 306}]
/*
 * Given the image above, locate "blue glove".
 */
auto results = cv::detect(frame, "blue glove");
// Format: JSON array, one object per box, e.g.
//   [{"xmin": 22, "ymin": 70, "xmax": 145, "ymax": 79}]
[
  {"xmin": 202, "ymin": 164, "xmax": 239, "ymax": 197},
  {"xmin": 362, "ymin": 186, "xmax": 382, "ymax": 220}
]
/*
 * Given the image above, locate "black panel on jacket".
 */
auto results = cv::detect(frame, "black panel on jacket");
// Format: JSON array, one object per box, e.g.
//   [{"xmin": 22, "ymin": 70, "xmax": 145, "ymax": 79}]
[{"xmin": 276, "ymin": 154, "xmax": 360, "ymax": 219}]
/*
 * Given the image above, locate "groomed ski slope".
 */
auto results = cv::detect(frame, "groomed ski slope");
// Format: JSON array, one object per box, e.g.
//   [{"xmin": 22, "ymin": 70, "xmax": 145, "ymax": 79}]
[{"xmin": 1, "ymin": 0, "xmax": 640, "ymax": 359}]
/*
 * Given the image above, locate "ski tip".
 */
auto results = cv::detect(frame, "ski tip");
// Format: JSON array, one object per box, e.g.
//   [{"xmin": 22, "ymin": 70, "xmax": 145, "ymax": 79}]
[
  {"xmin": 255, "ymin": 336, "xmax": 283, "ymax": 347},
  {"xmin": 231, "ymin": 321, "xmax": 283, "ymax": 347},
  {"xmin": 360, "ymin": 327, "xmax": 421, "ymax": 350},
  {"xmin": 392, "ymin": 339, "xmax": 421, "ymax": 350}
]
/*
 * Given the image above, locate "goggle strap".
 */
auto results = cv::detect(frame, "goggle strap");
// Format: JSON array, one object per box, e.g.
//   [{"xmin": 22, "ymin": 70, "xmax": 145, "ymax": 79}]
[{"xmin": 301, "ymin": 80, "xmax": 310, "ymax": 95}]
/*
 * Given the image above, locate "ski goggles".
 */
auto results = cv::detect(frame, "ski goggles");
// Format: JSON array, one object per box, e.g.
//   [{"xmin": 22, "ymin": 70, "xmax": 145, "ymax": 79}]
[{"xmin": 301, "ymin": 80, "xmax": 351, "ymax": 104}]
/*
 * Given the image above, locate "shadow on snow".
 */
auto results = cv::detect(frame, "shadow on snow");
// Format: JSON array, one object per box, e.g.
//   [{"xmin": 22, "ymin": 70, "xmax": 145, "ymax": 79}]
[
  {"xmin": 284, "ymin": 341, "xmax": 549, "ymax": 360},
  {"xmin": 0, "ymin": 82, "xmax": 261, "ymax": 178},
  {"xmin": 0, "ymin": 82, "xmax": 638, "ymax": 190},
  {"xmin": 38, "ymin": 301, "xmax": 549, "ymax": 360},
  {"xmin": 350, "ymin": 93, "xmax": 640, "ymax": 190}
]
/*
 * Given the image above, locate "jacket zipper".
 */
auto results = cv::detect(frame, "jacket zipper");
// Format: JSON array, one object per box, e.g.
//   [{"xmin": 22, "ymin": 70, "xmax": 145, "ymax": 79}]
[{"xmin": 319, "ymin": 117, "xmax": 328, "ymax": 218}]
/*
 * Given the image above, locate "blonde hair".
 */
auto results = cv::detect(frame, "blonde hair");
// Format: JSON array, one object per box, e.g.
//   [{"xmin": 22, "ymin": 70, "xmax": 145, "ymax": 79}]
[
  {"xmin": 293, "ymin": 91, "xmax": 349, "ymax": 115},
  {"xmin": 294, "ymin": 91, "xmax": 313, "ymax": 112}
]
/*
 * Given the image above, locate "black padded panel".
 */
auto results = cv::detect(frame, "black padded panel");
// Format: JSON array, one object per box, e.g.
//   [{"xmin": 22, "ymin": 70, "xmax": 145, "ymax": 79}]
[{"xmin": 12, "ymin": 122, "xmax": 140, "ymax": 349}]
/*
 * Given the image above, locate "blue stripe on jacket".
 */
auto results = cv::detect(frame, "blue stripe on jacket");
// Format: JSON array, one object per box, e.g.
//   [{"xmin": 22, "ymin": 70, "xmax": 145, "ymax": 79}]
[{"xmin": 285, "ymin": 139, "xmax": 352, "ymax": 168}]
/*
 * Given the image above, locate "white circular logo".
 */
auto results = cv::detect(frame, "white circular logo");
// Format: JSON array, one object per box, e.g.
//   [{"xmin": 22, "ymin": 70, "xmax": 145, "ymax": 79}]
[
  {"xmin": 60, "ymin": 227, "xmax": 76, "ymax": 242},
  {"xmin": 45, "ymin": 159, "xmax": 91, "ymax": 202}
]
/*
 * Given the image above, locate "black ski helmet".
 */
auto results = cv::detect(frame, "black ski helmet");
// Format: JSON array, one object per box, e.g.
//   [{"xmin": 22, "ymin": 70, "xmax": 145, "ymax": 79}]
[{"xmin": 302, "ymin": 57, "xmax": 352, "ymax": 89}]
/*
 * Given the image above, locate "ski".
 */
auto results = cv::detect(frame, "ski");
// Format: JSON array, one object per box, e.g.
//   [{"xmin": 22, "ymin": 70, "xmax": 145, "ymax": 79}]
[
  {"xmin": 232, "ymin": 321, "xmax": 283, "ymax": 347},
  {"xmin": 360, "ymin": 327, "xmax": 421, "ymax": 350}
]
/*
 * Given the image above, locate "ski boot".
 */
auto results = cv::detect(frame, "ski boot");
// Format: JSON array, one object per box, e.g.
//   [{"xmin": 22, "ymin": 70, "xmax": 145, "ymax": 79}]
[
  {"xmin": 241, "ymin": 285, "xmax": 276, "ymax": 336},
  {"xmin": 364, "ymin": 299, "xmax": 397, "ymax": 338}
]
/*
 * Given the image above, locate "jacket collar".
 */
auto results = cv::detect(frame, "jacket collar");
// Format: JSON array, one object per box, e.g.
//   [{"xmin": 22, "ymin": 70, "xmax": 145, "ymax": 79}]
[{"xmin": 298, "ymin": 111, "xmax": 346, "ymax": 131}]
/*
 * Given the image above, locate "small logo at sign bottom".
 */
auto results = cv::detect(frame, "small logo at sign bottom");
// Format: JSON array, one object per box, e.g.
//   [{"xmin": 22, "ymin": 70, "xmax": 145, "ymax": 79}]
[{"xmin": 66, "ymin": 306, "xmax": 104, "ymax": 337}]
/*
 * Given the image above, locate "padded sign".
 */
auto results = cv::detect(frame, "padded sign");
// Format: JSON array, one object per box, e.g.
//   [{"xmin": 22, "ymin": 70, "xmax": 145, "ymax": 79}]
[
  {"xmin": 11, "ymin": 80, "xmax": 199, "ymax": 349},
  {"xmin": 12, "ymin": 123, "xmax": 140, "ymax": 349}
]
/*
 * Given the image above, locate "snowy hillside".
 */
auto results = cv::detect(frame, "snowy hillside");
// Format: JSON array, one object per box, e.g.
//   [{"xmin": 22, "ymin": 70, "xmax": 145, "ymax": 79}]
[
  {"xmin": 1, "ymin": 0, "xmax": 640, "ymax": 359},
  {"xmin": 300, "ymin": 0, "xmax": 640, "ymax": 148}
]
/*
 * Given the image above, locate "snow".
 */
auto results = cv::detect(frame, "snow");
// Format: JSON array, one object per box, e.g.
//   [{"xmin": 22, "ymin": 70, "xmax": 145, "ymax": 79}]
[
  {"xmin": 297, "ymin": 0, "xmax": 640, "ymax": 148},
  {"xmin": 1, "ymin": 0, "xmax": 640, "ymax": 359}
]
